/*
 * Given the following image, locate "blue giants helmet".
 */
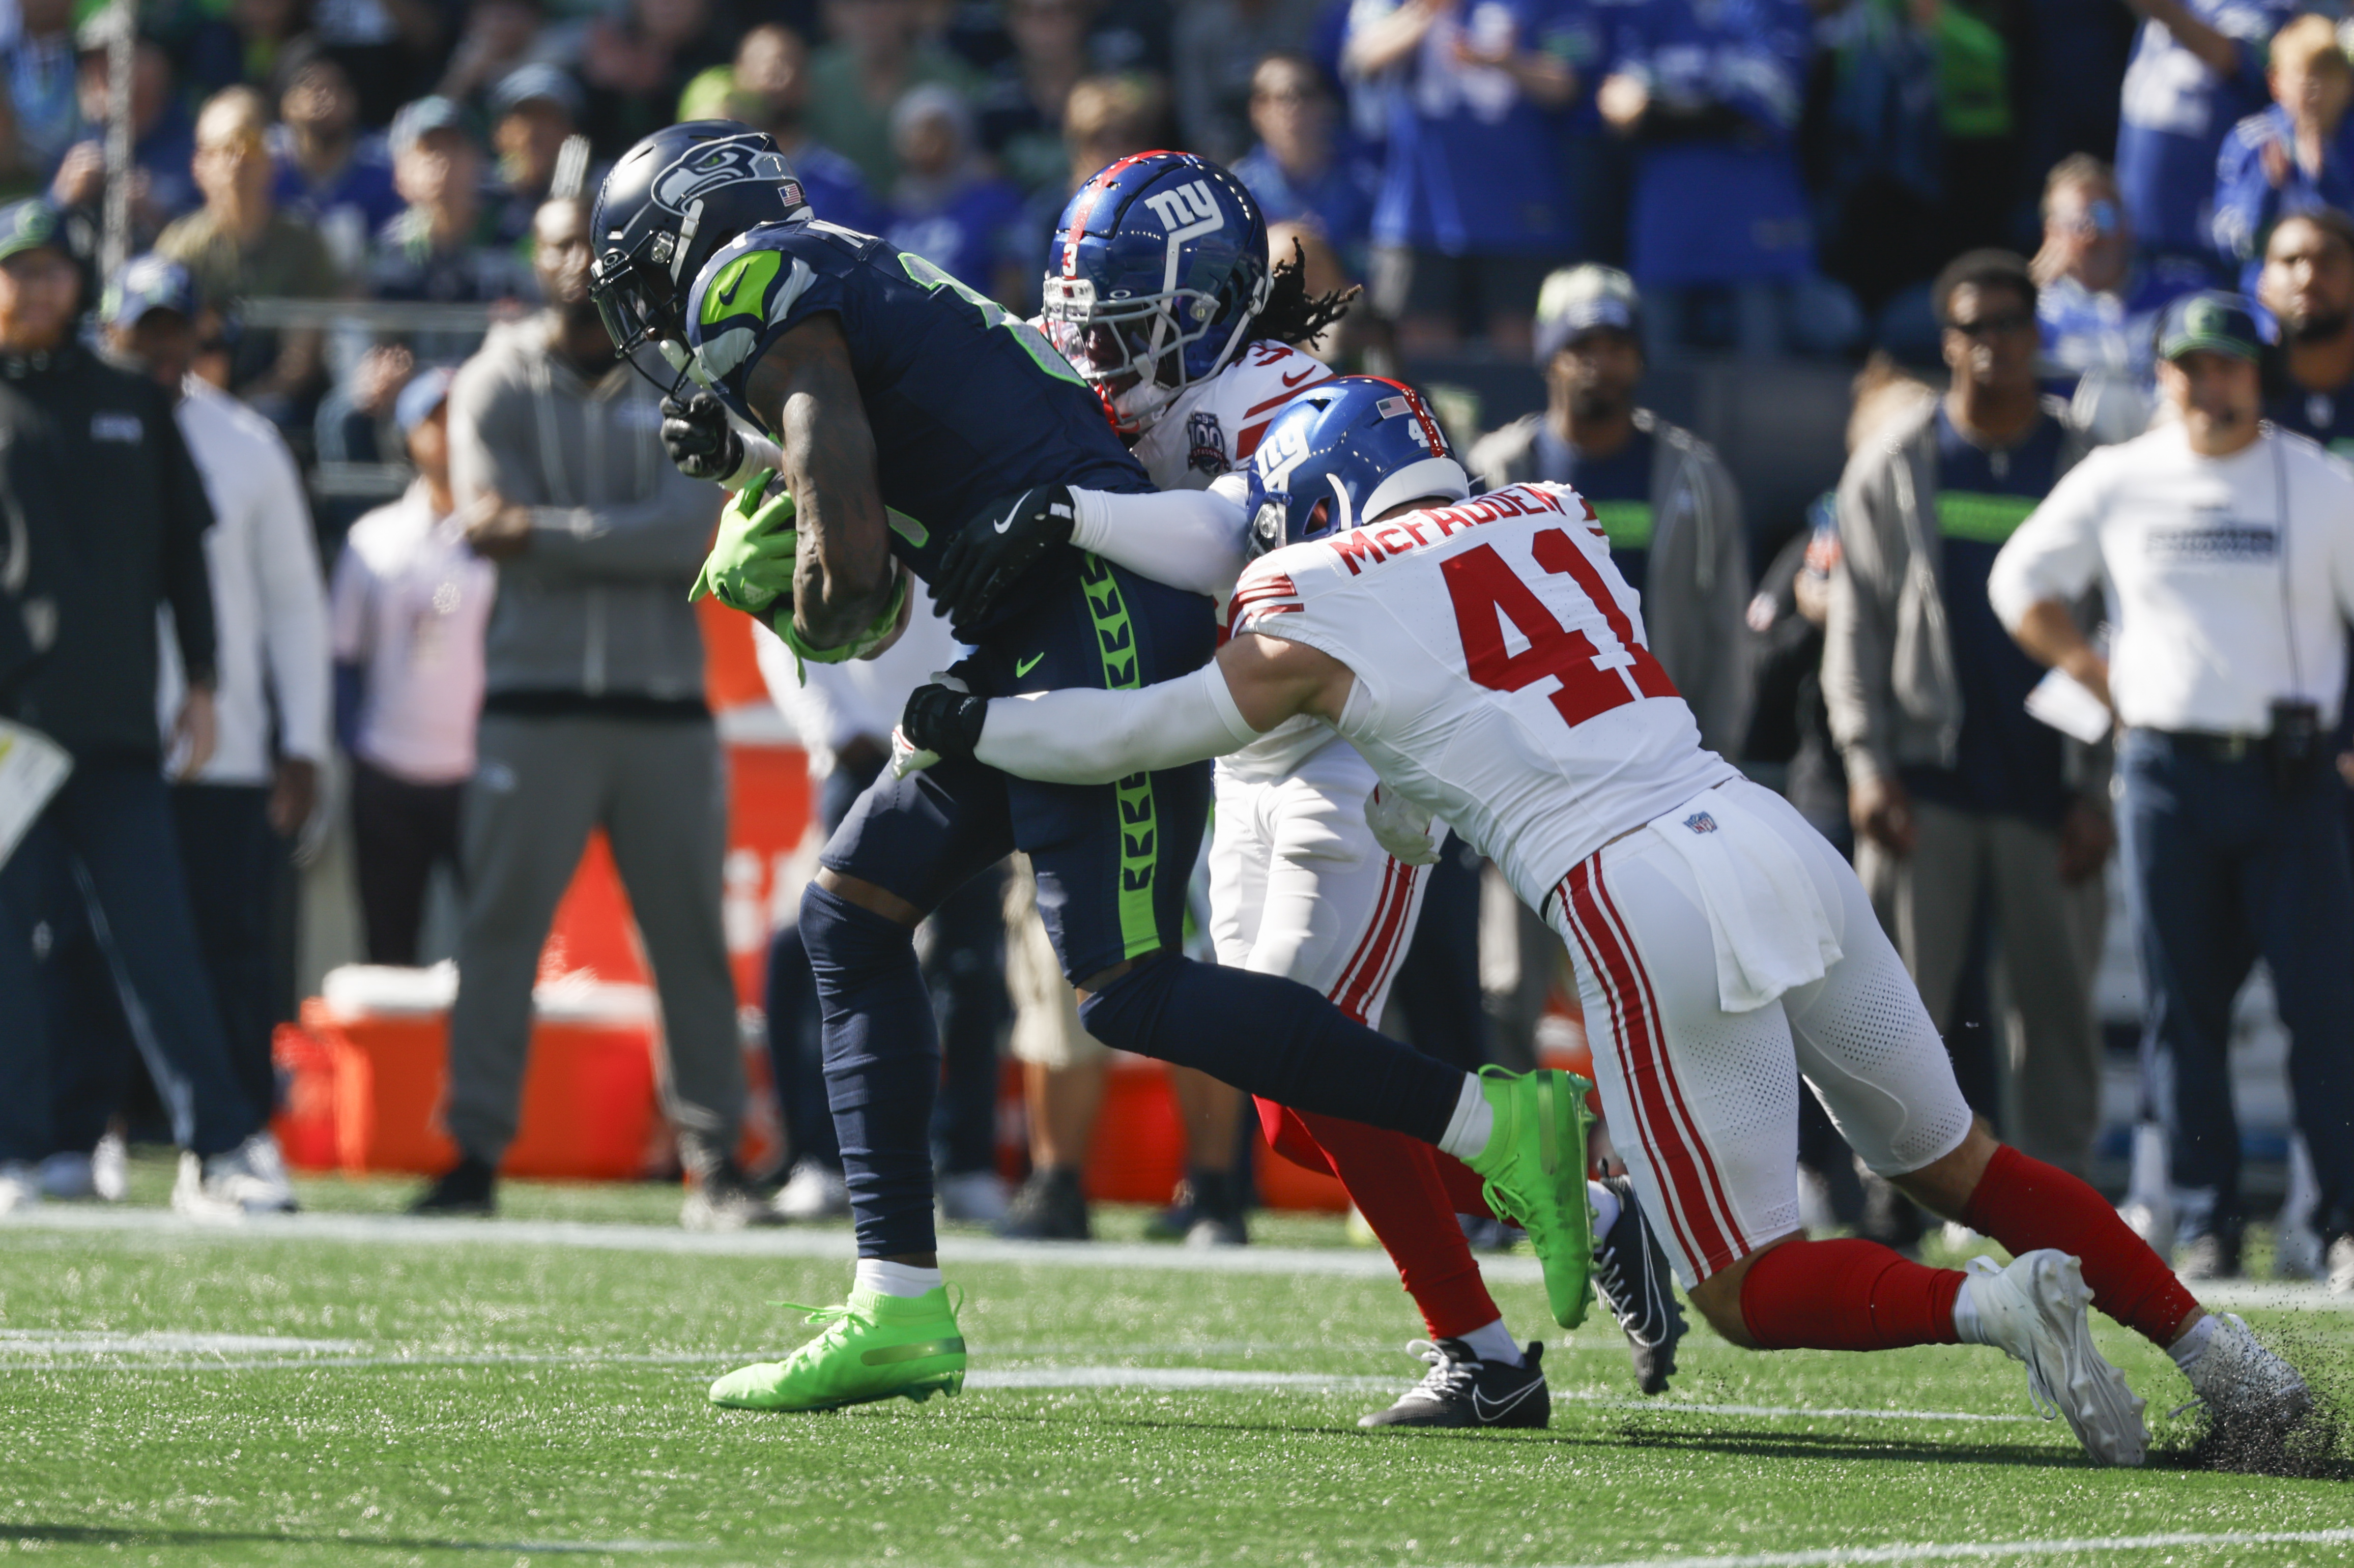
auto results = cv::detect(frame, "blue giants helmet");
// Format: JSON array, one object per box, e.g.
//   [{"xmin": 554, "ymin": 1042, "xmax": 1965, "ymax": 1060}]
[
  {"xmin": 1042, "ymin": 151, "xmax": 1271, "ymax": 437},
  {"xmin": 1242, "ymin": 376, "xmax": 1471, "ymax": 559},
  {"xmin": 589, "ymin": 121, "xmax": 810, "ymax": 360}
]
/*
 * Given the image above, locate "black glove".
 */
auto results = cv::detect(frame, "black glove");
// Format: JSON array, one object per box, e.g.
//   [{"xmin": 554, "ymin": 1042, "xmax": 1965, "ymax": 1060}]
[
  {"xmin": 660, "ymin": 391, "xmax": 744, "ymax": 482},
  {"xmin": 930, "ymin": 483, "xmax": 1077, "ymax": 629},
  {"xmin": 901, "ymin": 680, "xmax": 990, "ymax": 764}
]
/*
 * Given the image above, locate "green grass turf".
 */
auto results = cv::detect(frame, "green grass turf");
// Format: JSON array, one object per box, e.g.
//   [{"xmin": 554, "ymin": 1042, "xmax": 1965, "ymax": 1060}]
[{"xmin": 4, "ymin": 1161, "xmax": 2350, "ymax": 1567}]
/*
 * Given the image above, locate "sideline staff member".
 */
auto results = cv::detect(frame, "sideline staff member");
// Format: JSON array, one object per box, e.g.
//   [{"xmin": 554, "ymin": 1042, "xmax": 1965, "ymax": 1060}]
[
  {"xmin": 0, "ymin": 199, "xmax": 289, "ymax": 1215},
  {"xmin": 1991, "ymin": 292, "xmax": 2354, "ymax": 1291}
]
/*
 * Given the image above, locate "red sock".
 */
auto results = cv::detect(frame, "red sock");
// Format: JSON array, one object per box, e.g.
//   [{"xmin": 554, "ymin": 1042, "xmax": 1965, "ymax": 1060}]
[
  {"xmin": 1738, "ymin": 1238, "xmax": 1964, "ymax": 1350},
  {"xmin": 1259, "ymin": 1098, "xmax": 1503, "ymax": 1340},
  {"xmin": 1962, "ymin": 1143, "xmax": 2198, "ymax": 1347}
]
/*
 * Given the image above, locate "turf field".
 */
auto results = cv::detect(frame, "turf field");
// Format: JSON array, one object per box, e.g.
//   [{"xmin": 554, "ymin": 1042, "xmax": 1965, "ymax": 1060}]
[{"xmin": 5, "ymin": 1160, "xmax": 2351, "ymax": 1568}]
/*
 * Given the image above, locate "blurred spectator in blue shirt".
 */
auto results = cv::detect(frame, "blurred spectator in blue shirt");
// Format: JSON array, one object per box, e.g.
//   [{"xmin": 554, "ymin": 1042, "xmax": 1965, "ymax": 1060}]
[
  {"xmin": 578, "ymin": 0, "xmax": 738, "ymax": 160},
  {"xmin": 678, "ymin": 23, "xmax": 885, "ymax": 235},
  {"xmin": 1598, "ymin": 0, "xmax": 1857, "ymax": 358},
  {"xmin": 2033, "ymin": 154, "xmax": 2204, "ymax": 433},
  {"xmin": 802, "ymin": 0, "xmax": 982, "ymax": 192},
  {"xmin": 885, "ymin": 84, "xmax": 1024, "ymax": 304},
  {"xmin": 1233, "ymin": 51, "xmax": 1380, "ymax": 272},
  {"xmin": 269, "ymin": 41, "xmax": 404, "ymax": 276},
  {"xmin": 2211, "ymin": 14, "xmax": 2353, "ymax": 292},
  {"xmin": 49, "ymin": 36, "xmax": 199, "ymax": 247},
  {"xmin": 2, "ymin": 0, "xmax": 81, "ymax": 184},
  {"xmin": 1344, "ymin": 0, "xmax": 1580, "ymax": 355},
  {"xmin": 2115, "ymin": 0, "xmax": 2292, "ymax": 266},
  {"xmin": 2258, "ymin": 208, "xmax": 2354, "ymax": 456},
  {"xmin": 367, "ymin": 96, "xmax": 533, "ymax": 308},
  {"xmin": 978, "ymin": 0, "xmax": 1121, "ymax": 197},
  {"xmin": 1009, "ymin": 70, "xmax": 1170, "ymax": 311},
  {"xmin": 1174, "ymin": 0, "xmax": 1325, "ymax": 164},
  {"xmin": 434, "ymin": 0, "xmax": 552, "ymax": 124},
  {"xmin": 486, "ymin": 64, "xmax": 588, "ymax": 248}
]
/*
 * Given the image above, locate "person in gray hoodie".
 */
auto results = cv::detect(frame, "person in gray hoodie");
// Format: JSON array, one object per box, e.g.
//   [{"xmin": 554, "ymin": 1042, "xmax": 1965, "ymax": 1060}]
[
  {"xmin": 1468, "ymin": 265, "xmax": 1753, "ymax": 758},
  {"xmin": 1821, "ymin": 249, "xmax": 2113, "ymax": 1178},
  {"xmin": 414, "ymin": 193, "xmax": 758, "ymax": 1228}
]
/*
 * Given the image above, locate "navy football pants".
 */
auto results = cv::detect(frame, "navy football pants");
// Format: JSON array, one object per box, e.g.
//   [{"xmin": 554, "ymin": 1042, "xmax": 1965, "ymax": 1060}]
[{"xmin": 810, "ymin": 557, "xmax": 1464, "ymax": 1257}]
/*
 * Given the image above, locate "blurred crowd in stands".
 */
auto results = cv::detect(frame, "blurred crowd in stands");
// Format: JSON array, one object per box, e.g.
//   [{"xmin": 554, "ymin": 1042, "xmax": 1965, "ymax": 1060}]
[
  {"xmin": 5, "ymin": 0, "xmax": 2305, "ymax": 469},
  {"xmin": 7, "ymin": 0, "xmax": 2354, "ymax": 1281}
]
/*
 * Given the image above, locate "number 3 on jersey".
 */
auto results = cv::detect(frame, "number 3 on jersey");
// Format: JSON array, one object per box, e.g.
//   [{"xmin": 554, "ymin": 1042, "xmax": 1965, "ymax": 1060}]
[{"xmin": 1443, "ymin": 527, "xmax": 1678, "ymax": 728}]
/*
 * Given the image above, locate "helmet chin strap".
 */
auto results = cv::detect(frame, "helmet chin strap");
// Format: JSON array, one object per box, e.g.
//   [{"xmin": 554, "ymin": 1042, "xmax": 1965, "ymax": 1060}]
[{"xmin": 620, "ymin": 337, "xmax": 694, "ymax": 402}]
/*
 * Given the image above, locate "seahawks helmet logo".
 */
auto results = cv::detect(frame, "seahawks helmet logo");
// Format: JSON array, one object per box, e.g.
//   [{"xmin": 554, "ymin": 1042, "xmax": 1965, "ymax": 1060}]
[{"xmin": 651, "ymin": 140, "xmax": 799, "ymax": 216}]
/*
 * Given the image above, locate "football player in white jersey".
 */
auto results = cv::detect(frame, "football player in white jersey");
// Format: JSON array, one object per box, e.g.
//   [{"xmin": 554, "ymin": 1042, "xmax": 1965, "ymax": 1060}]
[
  {"xmin": 925, "ymin": 153, "xmax": 1687, "ymax": 1426},
  {"xmin": 900, "ymin": 376, "xmax": 2314, "ymax": 1467}
]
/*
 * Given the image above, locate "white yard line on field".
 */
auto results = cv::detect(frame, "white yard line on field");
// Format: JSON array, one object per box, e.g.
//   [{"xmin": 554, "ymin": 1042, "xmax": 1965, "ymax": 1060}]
[
  {"xmin": 2, "ymin": 1333, "xmax": 2047, "ymax": 1422},
  {"xmin": 1543, "ymin": 1529, "xmax": 2354, "ymax": 1568},
  {"xmin": 7, "ymin": 1208, "xmax": 2351, "ymax": 1315}
]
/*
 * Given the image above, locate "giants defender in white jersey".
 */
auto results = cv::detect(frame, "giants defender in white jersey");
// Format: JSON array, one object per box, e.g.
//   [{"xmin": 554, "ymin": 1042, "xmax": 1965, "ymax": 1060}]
[
  {"xmin": 926, "ymin": 155, "xmax": 1683, "ymax": 1426},
  {"xmin": 904, "ymin": 376, "xmax": 2315, "ymax": 1467}
]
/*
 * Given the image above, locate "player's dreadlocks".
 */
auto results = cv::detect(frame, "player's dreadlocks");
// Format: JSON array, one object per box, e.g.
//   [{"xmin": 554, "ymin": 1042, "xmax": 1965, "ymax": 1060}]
[{"xmin": 1252, "ymin": 237, "xmax": 1359, "ymax": 349}]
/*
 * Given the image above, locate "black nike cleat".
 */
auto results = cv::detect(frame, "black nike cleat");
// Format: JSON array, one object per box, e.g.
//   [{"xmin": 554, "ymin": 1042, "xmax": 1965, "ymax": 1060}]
[
  {"xmin": 1591, "ymin": 1174, "xmax": 1686, "ymax": 1395},
  {"xmin": 1358, "ymin": 1339, "xmax": 1549, "ymax": 1430}
]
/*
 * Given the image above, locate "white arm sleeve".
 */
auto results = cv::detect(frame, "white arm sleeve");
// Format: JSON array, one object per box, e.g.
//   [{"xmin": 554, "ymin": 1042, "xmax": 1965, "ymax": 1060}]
[
  {"xmin": 1989, "ymin": 457, "xmax": 2109, "ymax": 631},
  {"xmin": 721, "ymin": 430, "xmax": 788, "ymax": 493},
  {"xmin": 1066, "ymin": 484, "xmax": 1250, "ymax": 600},
  {"xmin": 974, "ymin": 662, "xmax": 1263, "ymax": 784}
]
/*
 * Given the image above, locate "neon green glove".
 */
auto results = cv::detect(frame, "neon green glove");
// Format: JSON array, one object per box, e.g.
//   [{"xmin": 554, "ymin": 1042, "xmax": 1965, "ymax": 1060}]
[{"xmin": 690, "ymin": 471, "xmax": 798, "ymax": 617}]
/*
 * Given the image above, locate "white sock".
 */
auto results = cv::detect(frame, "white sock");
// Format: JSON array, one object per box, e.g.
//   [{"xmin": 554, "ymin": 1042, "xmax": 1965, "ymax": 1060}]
[
  {"xmin": 1455, "ymin": 1317, "xmax": 1524, "ymax": 1366},
  {"xmin": 1588, "ymin": 1180, "xmax": 1621, "ymax": 1239},
  {"xmin": 1950, "ymin": 1277, "xmax": 1988, "ymax": 1346},
  {"xmin": 2168, "ymin": 1314, "xmax": 2217, "ymax": 1376},
  {"xmin": 1436, "ymin": 1076, "xmax": 1494, "ymax": 1161},
  {"xmin": 854, "ymin": 1258, "xmax": 943, "ymax": 1298}
]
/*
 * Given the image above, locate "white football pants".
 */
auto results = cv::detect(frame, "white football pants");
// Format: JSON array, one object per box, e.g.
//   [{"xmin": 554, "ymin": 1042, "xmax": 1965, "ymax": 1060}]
[{"xmin": 1546, "ymin": 778, "xmax": 1973, "ymax": 1289}]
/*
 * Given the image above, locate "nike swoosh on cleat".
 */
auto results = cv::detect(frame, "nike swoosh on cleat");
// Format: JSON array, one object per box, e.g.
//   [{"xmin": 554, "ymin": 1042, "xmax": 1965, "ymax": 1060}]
[
  {"xmin": 1471, "ymin": 1380, "xmax": 1545, "ymax": 1422},
  {"xmin": 1016, "ymin": 653, "xmax": 1044, "ymax": 677}
]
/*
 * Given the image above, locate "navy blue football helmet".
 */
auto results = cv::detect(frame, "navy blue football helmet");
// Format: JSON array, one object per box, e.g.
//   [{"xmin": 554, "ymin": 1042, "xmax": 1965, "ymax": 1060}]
[
  {"xmin": 1242, "ymin": 376, "xmax": 1471, "ymax": 559},
  {"xmin": 589, "ymin": 122, "xmax": 810, "ymax": 361},
  {"xmin": 1042, "ymin": 151, "xmax": 1270, "ymax": 437}
]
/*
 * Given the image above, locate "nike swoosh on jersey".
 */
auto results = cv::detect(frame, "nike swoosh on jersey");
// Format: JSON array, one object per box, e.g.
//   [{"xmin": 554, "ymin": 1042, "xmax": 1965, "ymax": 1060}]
[
  {"xmin": 1016, "ymin": 653, "xmax": 1045, "ymax": 677},
  {"xmin": 1470, "ymin": 1379, "xmax": 1544, "ymax": 1422},
  {"xmin": 1280, "ymin": 366, "xmax": 1317, "ymax": 387}
]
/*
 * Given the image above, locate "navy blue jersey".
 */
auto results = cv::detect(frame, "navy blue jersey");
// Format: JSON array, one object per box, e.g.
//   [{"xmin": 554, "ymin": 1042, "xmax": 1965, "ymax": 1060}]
[{"xmin": 680, "ymin": 217, "xmax": 1150, "ymax": 596}]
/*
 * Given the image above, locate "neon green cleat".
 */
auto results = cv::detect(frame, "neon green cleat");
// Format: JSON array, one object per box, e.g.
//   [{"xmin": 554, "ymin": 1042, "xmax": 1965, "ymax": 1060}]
[
  {"xmin": 709, "ymin": 1285, "xmax": 967, "ymax": 1412},
  {"xmin": 1460, "ymin": 1066, "xmax": 1595, "ymax": 1330}
]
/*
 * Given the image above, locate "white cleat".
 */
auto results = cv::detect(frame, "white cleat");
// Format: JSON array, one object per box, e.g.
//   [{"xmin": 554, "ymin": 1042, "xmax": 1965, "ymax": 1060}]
[
  {"xmin": 38, "ymin": 1152, "xmax": 96, "ymax": 1200},
  {"xmin": 770, "ymin": 1159, "xmax": 850, "ymax": 1222},
  {"xmin": 173, "ymin": 1133, "xmax": 299, "ymax": 1218},
  {"xmin": 92, "ymin": 1131, "xmax": 127, "ymax": 1202},
  {"xmin": 207, "ymin": 1131, "xmax": 298, "ymax": 1213},
  {"xmin": 0, "ymin": 1162, "xmax": 40, "ymax": 1215},
  {"xmin": 935, "ymin": 1169, "xmax": 1009, "ymax": 1224},
  {"xmin": 1966, "ymin": 1250, "xmax": 2149, "ymax": 1467},
  {"xmin": 39, "ymin": 1137, "xmax": 125, "ymax": 1201},
  {"xmin": 170, "ymin": 1153, "xmax": 243, "ymax": 1221},
  {"xmin": 2188, "ymin": 1312, "xmax": 2311, "ymax": 1425}
]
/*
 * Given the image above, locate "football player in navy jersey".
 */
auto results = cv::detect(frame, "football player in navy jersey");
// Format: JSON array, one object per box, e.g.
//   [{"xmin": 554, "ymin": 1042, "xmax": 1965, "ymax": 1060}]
[{"xmin": 588, "ymin": 122, "xmax": 1599, "ymax": 1415}]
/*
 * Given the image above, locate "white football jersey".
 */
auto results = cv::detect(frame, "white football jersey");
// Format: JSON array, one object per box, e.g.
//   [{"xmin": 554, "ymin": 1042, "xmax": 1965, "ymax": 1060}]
[
  {"xmin": 1128, "ymin": 337, "xmax": 1336, "ymax": 778},
  {"xmin": 1227, "ymin": 482, "xmax": 1741, "ymax": 914},
  {"xmin": 1131, "ymin": 338, "xmax": 1333, "ymax": 491}
]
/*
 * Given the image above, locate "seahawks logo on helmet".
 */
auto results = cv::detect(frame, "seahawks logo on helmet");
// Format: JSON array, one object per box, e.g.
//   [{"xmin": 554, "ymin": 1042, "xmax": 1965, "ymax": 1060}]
[{"xmin": 651, "ymin": 142, "xmax": 802, "ymax": 217}]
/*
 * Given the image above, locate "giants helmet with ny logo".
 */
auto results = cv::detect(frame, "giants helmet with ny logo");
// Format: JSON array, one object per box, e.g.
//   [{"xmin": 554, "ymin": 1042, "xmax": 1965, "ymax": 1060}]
[{"xmin": 1041, "ymin": 152, "xmax": 1271, "ymax": 437}]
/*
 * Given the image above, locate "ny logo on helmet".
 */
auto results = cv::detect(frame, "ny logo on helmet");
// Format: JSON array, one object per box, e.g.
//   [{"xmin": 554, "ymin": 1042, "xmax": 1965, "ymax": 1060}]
[
  {"xmin": 652, "ymin": 142, "xmax": 797, "ymax": 216},
  {"xmin": 1141, "ymin": 181, "xmax": 1219, "ymax": 232}
]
